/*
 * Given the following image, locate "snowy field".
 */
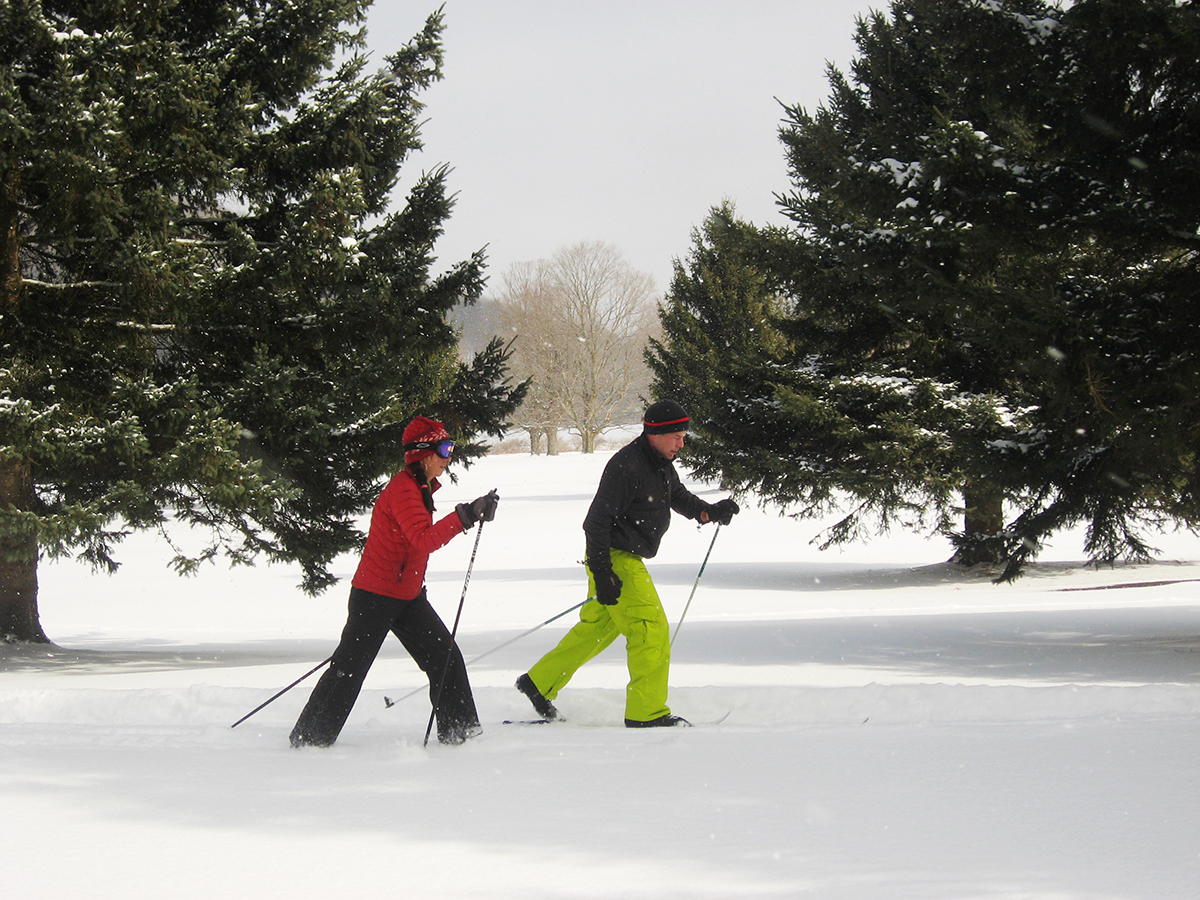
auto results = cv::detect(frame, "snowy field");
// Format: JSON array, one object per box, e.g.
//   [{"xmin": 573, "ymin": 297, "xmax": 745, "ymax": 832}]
[{"xmin": 4, "ymin": 446, "xmax": 1200, "ymax": 899}]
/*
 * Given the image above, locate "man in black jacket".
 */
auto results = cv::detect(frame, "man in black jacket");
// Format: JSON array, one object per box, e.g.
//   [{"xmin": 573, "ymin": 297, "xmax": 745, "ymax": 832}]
[{"xmin": 516, "ymin": 400, "xmax": 739, "ymax": 727}]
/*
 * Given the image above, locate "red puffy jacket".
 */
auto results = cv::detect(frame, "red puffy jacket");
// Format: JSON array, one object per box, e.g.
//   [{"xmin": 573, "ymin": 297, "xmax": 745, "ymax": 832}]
[{"xmin": 351, "ymin": 469, "xmax": 465, "ymax": 600}]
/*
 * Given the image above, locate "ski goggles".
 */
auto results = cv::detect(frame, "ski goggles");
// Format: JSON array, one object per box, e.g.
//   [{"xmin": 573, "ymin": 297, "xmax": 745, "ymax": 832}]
[{"xmin": 405, "ymin": 439, "xmax": 456, "ymax": 459}]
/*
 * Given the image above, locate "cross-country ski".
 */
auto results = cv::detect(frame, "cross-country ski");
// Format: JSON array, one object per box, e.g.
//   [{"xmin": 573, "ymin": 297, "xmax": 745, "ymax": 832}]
[{"xmin": 502, "ymin": 710, "xmax": 730, "ymax": 727}]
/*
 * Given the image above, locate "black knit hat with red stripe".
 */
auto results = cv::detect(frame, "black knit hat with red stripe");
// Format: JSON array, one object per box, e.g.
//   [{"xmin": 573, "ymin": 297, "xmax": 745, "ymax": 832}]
[{"xmin": 642, "ymin": 399, "xmax": 690, "ymax": 434}]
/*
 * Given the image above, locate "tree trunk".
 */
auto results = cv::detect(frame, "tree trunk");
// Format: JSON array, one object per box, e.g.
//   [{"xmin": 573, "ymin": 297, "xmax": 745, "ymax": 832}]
[
  {"xmin": 1, "ymin": 172, "xmax": 48, "ymax": 642},
  {"xmin": 2, "ymin": 167, "xmax": 20, "ymax": 304},
  {"xmin": 952, "ymin": 482, "xmax": 1006, "ymax": 567},
  {"xmin": 0, "ymin": 455, "xmax": 50, "ymax": 643},
  {"xmin": 546, "ymin": 429, "xmax": 559, "ymax": 456},
  {"xmin": 964, "ymin": 485, "xmax": 1004, "ymax": 537}
]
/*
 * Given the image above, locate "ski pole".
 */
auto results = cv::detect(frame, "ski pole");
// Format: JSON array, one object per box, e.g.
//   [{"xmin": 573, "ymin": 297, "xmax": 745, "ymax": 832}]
[
  {"xmin": 670, "ymin": 522, "xmax": 722, "ymax": 648},
  {"xmin": 465, "ymin": 598, "xmax": 588, "ymax": 666},
  {"xmin": 384, "ymin": 597, "xmax": 589, "ymax": 709},
  {"xmin": 423, "ymin": 516, "xmax": 486, "ymax": 747},
  {"xmin": 230, "ymin": 656, "xmax": 332, "ymax": 728}
]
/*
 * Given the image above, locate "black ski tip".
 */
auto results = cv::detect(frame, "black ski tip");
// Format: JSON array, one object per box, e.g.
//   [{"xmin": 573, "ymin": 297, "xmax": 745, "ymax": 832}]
[
  {"xmin": 502, "ymin": 718, "xmax": 553, "ymax": 725},
  {"xmin": 383, "ymin": 696, "xmax": 394, "ymax": 708}
]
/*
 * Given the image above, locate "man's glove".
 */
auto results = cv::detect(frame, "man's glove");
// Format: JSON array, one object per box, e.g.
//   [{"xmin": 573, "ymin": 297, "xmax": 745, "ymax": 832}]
[
  {"xmin": 593, "ymin": 570, "xmax": 623, "ymax": 606},
  {"xmin": 705, "ymin": 498, "xmax": 740, "ymax": 526},
  {"xmin": 456, "ymin": 489, "xmax": 499, "ymax": 530}
]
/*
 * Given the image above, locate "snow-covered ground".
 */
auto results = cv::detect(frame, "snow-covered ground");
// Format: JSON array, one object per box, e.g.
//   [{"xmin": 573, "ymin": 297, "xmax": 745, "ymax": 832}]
[{"xmin": 4, "ymin": 447, "xmax": 1199, "ymax": 899}]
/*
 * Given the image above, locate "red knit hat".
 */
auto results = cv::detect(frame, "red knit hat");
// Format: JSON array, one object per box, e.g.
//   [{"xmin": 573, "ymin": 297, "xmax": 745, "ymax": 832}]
[{"xmin": 403, "ymin": 416, "xmax": 451, "ymax": 464}]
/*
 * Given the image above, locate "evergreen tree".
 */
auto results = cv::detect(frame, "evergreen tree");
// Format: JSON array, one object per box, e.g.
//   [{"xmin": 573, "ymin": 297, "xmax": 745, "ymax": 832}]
[
  {"xmin": 1, "ymin": 2, "xmax": 524, "ymax": 642},
  {"xmin": 647, "ymin": 205, "xmax": 796, "ymax": 497},
  {"xmin": 652, "ymin": 0, "xmax": 1200, "ymax": 577}
]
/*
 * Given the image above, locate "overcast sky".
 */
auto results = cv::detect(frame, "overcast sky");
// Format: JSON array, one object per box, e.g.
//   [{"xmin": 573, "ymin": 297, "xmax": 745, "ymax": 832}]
[{"xmin": 363, "ymin": 1, "xmax": 879, "ymax": 295}]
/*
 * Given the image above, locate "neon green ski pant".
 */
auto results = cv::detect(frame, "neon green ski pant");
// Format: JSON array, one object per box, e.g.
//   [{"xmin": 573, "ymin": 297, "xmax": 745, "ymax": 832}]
[{"xmin": 527, "ymin": 549, "xmax": 671, "ymax": 722}]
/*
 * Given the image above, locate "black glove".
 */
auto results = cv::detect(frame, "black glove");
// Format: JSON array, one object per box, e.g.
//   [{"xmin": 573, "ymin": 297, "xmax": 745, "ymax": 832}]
[
  {"xmin": 593, "ymin": 570, "xmax": 623, "ymax": 606},
  {"xmin": 456, "ymin": 489, "xmax": 499, "ymax": 529},
  {"xmin": 705, "ymin": 498, "xmax": 740, "ymax": 526}
]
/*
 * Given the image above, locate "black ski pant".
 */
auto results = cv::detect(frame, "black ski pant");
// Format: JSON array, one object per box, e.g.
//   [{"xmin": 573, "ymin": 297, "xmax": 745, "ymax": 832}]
[{"xmin": 290, "ymin": 586, "xmax": 479, "ymax": 746}]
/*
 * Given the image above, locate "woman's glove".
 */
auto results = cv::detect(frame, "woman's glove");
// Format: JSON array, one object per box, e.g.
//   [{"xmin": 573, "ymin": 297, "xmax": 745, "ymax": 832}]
[{"xmin": 456, "ymin": 489, "xmax": 499, "ymax": 529}]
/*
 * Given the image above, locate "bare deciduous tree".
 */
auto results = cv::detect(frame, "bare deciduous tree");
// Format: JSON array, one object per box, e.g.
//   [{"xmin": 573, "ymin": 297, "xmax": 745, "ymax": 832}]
[{"xmin": 494, "ymin": 241, "xmax": 659, "ymax": 453}]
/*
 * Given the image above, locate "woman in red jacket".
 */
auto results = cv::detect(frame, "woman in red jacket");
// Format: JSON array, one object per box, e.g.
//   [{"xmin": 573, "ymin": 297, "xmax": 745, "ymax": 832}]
[{"xmin": 290, "ymin": 416, "xmax": 498, "ymax": 747}]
